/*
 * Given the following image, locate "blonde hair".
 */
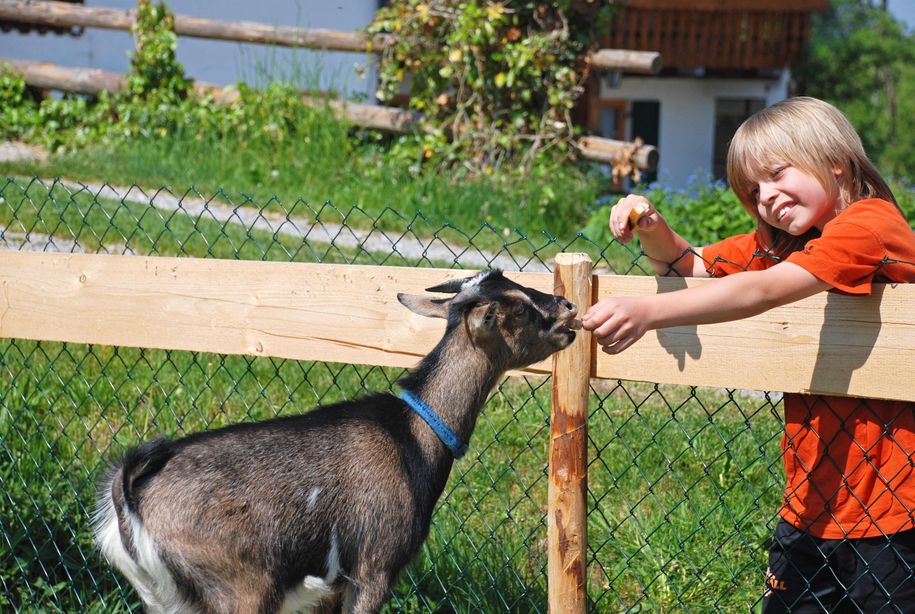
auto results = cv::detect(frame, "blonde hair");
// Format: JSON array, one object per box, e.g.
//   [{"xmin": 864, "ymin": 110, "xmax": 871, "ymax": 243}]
[{"xmin": 726, "ymin": 96, "xmax": 896, "ymax": 258}]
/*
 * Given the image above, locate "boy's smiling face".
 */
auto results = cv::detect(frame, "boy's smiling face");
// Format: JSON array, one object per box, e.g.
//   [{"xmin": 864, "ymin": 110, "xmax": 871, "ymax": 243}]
[{"xmin": 751, "ymin": 164, "xmax": 841, "ymax": 235}]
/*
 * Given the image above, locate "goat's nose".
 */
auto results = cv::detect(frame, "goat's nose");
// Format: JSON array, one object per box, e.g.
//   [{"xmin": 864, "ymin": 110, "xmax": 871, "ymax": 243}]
[{"xmin": 561, "ymin": 298, "xmax": 576, "ymax": 312}]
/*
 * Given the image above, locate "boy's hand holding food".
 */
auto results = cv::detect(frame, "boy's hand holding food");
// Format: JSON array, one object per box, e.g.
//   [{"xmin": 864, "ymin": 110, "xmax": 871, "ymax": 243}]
[{"xmin": 610, "ymin": 194, "xmax": 658, "ymax": 244}]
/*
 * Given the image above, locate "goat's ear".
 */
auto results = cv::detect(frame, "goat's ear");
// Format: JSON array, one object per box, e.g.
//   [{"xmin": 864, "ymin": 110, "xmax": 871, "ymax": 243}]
[
  {"xmin": 397, "ymin": 293, "xmax": 450, "ymax": 319},
  {"xmin": 467, "ymin": 301, "xmax": 499, "ymax": 336}
]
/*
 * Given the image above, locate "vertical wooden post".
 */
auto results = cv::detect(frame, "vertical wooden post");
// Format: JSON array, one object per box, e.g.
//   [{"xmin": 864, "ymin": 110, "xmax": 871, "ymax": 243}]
[{"xmin": 548, "ymin": 253, "xmax": 592, "ymax": 613}]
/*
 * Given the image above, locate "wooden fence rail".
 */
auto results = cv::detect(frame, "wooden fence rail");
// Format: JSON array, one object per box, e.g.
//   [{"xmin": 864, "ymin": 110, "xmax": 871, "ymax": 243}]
[
  {"xmin": 0, "ymin": 253, "xmax": 910, "ymax": 401},
  {"xmin": 0, "ymin": 1, "xmax": 662, "ymax": 73},
  {"xmin": 0, "ymin": 57, "xmax": 659, "ymax": 170},
  {"xmin": 0, "ymin": 252, "xmax": 913, "ymax": 608}
]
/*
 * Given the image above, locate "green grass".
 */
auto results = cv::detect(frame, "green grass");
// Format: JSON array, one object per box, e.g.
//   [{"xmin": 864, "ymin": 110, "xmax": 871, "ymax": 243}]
[
  {"xmin": 0, "ymin": 176, "xmax": 647, "ymax": 274},
  {"xmin": 0, "ymin": 108, "xmax": 606, "ymax": 247}
]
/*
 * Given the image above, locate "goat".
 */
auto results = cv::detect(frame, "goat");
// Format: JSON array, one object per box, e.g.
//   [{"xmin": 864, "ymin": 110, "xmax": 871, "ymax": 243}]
[{"xmin": 93, "ymin": 269, "xmax": 578, "ymax": 613}]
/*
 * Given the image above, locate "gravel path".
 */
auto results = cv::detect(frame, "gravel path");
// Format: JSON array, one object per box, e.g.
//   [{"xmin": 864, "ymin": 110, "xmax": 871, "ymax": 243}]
[{"xmin": 0, "ymin": 174, "xmax": 548, "ymax": 271}]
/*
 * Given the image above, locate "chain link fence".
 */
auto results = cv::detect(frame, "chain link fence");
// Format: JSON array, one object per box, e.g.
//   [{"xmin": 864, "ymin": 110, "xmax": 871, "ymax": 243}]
[{"xmin": 0, "ymin": 176, "xmax": 842, "ymax": 612}]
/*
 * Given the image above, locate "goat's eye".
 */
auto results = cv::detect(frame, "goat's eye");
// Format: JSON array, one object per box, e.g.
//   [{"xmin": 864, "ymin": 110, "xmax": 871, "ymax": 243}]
[{"xmin": 511, "ymin": 302, "xmax": 526, "ymax": 317}]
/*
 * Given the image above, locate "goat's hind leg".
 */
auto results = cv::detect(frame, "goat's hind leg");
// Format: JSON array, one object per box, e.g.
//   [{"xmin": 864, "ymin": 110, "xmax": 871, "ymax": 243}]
[
  {"xmin": 161, "ymin": 564, "xmax": 279, "ymax": 614},
  {"xmin": 345, "ymin": 571, "xmax": 396, "ymax": 614}
]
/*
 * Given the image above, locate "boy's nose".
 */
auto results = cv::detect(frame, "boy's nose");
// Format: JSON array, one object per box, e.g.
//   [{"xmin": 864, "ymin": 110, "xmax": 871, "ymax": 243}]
[{"xmin": 757, "ymin": 182, "xmax": 778, "ymax": 206}]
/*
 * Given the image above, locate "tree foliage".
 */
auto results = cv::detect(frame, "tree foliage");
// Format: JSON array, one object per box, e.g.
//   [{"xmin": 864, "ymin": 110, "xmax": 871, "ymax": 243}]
[
  {"xmin": 797, "ymin": 0, "xmax": 915, "ymax": 180},
  {"xmin": 368, "ymin": 1, "xmax": 621, "ymax": 174}
]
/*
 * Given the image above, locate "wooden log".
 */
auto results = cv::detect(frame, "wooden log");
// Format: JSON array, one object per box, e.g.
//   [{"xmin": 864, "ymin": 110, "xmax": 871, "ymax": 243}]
[
  {"xmin": 0, "ymin": 58, "xmax": 126, "ymax": 96},
  {"xmin": 0, "ymin": 1, "xmax": 661, "ymax": 73},
  {"xmin": 0, "ymin": 1, "xmax": 388, "ymax": 53},
  {"xmin": 0, "ymin": 1, "xmax": 133, "ymax": 31},
  {"xmin": 577, "ymin": 135, "xmax": 659, "ymax": 171},
  {"xmin": 587, "ymin": 48, "xmax": 662, "ymax": 74},
  {"xmin": 0, "ymin": 58, "xmax": 425, "ymax": 134},
  {"xmin": 171, "ymin": 16, "xmax": 390, "ymax": 52},
  {"xmin": 195, "ymin": 84, "xmax": 424, "ymax": 134},
  {"xmin": 547, "ymin": 254, "xmax": 592, "ymax": 614}
]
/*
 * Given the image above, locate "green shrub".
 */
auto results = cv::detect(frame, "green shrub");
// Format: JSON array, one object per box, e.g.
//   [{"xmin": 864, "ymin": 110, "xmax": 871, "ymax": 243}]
[
  {"xmin": 368, "ymin": 1, "xmax": 621, "ymax": 174},
  {"xmin": 891, "ymin": 177, "xmax": 915, "ymax": 224}
]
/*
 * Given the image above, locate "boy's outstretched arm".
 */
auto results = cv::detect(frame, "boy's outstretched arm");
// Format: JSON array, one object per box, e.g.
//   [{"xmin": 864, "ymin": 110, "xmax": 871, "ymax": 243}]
[{"xmin": 582, "ymin": 262, "xmax": 831, "ymax": 354}]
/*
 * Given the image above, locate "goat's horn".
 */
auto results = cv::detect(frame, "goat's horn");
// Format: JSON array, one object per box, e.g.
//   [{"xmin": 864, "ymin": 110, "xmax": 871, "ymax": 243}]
[
  {"xmin": 425, "ymin": 279, "xmax": 466, "ymax": 294},
  {"xmin": 426, "ymin": 270, "xmax": 499, "ymax": 294}
]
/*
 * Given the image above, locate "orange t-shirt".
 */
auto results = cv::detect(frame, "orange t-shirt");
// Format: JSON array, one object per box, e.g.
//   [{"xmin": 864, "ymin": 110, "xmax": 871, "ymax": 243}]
[{"xmin": 702, "ymin": 198, "xmax": 915, "ymax": 539}]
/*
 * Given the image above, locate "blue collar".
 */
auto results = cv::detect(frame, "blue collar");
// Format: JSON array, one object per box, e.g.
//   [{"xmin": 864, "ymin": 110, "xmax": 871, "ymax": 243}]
[{"xmin": 399, "ymin": 390, "xmax": 468, "ymax": 459}]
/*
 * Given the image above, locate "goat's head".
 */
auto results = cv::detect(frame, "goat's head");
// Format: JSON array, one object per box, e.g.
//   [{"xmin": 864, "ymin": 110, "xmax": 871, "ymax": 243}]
[{"xmin": 397, "ymin": 270, "xmax": 578, "ymax": 369}]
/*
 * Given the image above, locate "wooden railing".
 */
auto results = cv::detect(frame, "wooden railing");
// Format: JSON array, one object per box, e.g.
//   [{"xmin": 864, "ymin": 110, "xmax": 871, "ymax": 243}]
[
  {"xmin": 0, "ymin": 252, "xmax": 912, "ymax": 609},
  {"xmin": 0, "ymin": 1, "xmax": 662, "ymax": 74},
  {"xmin": 2, "ymin": 253, "xmax": 908, "ymax": 400}
]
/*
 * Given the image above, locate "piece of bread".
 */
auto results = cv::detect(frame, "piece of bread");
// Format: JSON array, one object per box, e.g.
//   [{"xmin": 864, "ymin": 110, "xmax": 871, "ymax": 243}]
[{"xmin": 628, "ymin": 202, "xmax": 650, "ymax": 227}]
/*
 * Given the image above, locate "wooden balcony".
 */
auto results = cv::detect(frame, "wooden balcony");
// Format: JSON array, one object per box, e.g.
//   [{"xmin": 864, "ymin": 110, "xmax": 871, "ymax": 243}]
[{"xmin": 603, "ymin": 0, "xmax": 830, "ymax": 73}]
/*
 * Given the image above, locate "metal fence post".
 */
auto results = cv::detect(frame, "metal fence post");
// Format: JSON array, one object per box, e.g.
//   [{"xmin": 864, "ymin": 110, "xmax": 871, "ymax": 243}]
[{"xmin": 548, "ymin": 252, "xmax": 593, "ymax": 613}]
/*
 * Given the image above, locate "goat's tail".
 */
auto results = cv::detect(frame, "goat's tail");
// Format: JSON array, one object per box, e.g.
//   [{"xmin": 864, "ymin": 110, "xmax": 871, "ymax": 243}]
[{"xmin": 93, "ymin": 439, "xmax": 186, "ymax": 611}]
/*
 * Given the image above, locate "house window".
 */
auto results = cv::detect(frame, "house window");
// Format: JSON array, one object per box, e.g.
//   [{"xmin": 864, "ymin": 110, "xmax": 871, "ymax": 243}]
[
  {"xmin": 714, "ymin": 98, "xmax": 765, "ymax": 180},
  {"xmin": 631, "ymin": 100, "xmax": 660, "ymax": 184}
]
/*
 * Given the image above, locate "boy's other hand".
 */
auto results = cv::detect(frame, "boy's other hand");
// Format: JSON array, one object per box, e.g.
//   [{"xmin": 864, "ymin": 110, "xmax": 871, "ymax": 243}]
[{"xmin": 610, "ymin": 195, "xmax": 659, "ymax": 244}]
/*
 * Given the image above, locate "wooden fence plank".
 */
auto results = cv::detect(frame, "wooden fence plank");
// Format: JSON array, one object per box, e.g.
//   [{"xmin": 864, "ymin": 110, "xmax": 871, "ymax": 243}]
[
  {"xmin": 0, "ymin": 253, "xmax": 910, "ymax": 400},
  {"xmin": 0, "ymin": 1, "xmax": 386, "ymax": 52},
  {"xmin": 0, "ymin": 252, "xmax": 557, "ymax": 373},
  {"xmin": 587, "ymin": 49, "xmax": 661, "ymax": 74},
  {"xmin": 593, "ymin": 275, "xmax": 915, "ymax": 402}
]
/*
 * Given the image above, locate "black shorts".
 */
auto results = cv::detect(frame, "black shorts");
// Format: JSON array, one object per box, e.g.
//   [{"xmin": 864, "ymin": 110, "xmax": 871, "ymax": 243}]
[{"xmin": 763, "ymin": 519, "xmax": 915, "ymax": 613}]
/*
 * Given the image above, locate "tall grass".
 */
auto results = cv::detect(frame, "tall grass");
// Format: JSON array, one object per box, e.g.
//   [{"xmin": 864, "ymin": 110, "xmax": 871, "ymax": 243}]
[{"xmin": 0, "ymin": 101, "xmax": 605, "ymax": 243}]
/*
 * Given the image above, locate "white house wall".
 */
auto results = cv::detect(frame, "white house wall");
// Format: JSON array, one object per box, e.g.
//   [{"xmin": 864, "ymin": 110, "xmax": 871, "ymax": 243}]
[
  {"xmin": 602, "ymin": 72, "xmax": 791, "ymax": 187},
  {"xmin": 0, "ymin": 0, "xmax": 379, "ymax": 99}
]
